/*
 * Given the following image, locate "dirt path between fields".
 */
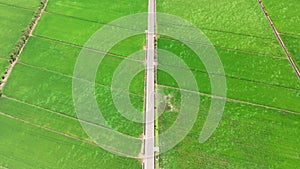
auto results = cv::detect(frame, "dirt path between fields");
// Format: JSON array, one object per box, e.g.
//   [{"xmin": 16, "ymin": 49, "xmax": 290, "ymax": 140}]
[
  {"xmin": 258, "ymin": 0, "xmax": 300, "ymax": 80},
  {"xmin": 0, "ymin": 0, "xmax": 49, "ymax": 90}
]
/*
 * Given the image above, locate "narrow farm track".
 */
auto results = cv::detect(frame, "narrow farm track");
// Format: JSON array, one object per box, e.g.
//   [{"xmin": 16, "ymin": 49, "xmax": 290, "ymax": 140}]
[
  {"xmin": 258, "ymin": 0, "xmax": 300, "ymax": 80},
  {"xmin": 32, "ymin": 34, "xmax": 145, "ymax": 63},
  {"xmin": 2, "ymin": 95, "xmax": 142, "ymax": 140},
  {"xmin": 157, "ymin": 84, "xmax": 300, "ymax": 115},
  {"xmin": 0, "ymin": 0, "xmax": 49, "ymax": 89},
  {"xmin": 160, "ymin": 37, "xmax": 285, "ymax": 59}
]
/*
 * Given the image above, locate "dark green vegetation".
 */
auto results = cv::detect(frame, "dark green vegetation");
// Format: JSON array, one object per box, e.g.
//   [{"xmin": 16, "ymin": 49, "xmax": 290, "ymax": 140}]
[
  {"xmin": 0, "ymin": 59, "xmax": 8, "ymax": 77},
  {"xmin": 0, "ymin": 0, "xmax": 147, "ymax": 168},
  {"xmin": 264, "ymin": 0, "xmax": 300, "ymax": 69},
  {"xmin": 157, "ymin": 0, "xmax": 300, "ymax": 168}
]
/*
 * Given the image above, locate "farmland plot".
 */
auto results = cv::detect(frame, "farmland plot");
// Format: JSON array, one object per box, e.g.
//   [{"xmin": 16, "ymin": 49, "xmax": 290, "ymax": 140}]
[
  {"xmin": 263, "ymin": 0, "xmax": 300, "ymax": 69},
  {"xmin": 46, "ymin": 0, "xmax": 147, "ymax": 24},
  {"xmin": 0, "ymin": 115, "xmax": 141, "ymax": 169},
  {"xmin": 158, "ymin": 87, "xmax": 300, "ymax": 168},
  {"xmin": 157, "ymin": 0, "xmax": 285, "ymax": 56},
  {"xmin": 156, "ymin": 0, "xmax": 300, "ymax": 168},
  {"xmin": 0, "ymin": 0, "xmax": 148, "ymax": 168},
  {"xmin": 158, "ymin": 38, "xmax": 300, "ymax": 89},
  {"xmin": 0, "ymin": 4, "xmax": 35, "ymax": 58}
]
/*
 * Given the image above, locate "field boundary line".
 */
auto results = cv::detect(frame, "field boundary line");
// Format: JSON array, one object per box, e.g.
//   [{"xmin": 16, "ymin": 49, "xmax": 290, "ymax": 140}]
[
  {"xmin": 0, "ymin": 0, "xmax": 49, "ymax": 90},
  {"xmin": 258, "ymin": 0, "xmax": 300, "ymax": 80},
  {"xmin": 0, "ymin": 111, "xmax": 93, "ymax": 144},
  {"xmin": 43, "ymin": 11, "xmax": 146, "ymax": 33},
  {"xmin": 0, "ymin": 2, "xmax": 35, "ymax": 11},
  {"xmin": 158, "ymin": 22, "xmax": 276, "ymax": 41},
  {"xmin": 32, "ymin": 34, "xmax": 145, "ymax": 63},
  {"xmin": 280, "ymin": 32, "xmax": 300, "ymax": 38},
  {"xmin": 17, "ymin": 61, "xmax": 144, "ymax": 97},
  {"xmin": 159, "ymin": 37, "xmax": 285, "ymax": 60},
  {"xmin": 2, "ymin": 95, "xmax": 142, "ymax": 140},
  {"xmin": 157, "ymin": 84, "xmax": 300, "ymax": 115},
  {"xmin": 0, "ymin": 111, "xmax": 142, "ymax": 159},
  {"xmin": 158, "ymin": 62, "xmax": 300, "ymax": 91}
]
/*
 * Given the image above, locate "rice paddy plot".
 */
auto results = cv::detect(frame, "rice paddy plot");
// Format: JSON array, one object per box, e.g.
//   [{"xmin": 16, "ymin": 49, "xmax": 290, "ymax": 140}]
[
  {"xmin": 158, "ymin": 38, "xmax": 300, "ymax": 89},
  {"xmin": 281, "ymin": 35, "xmax": 300, "ymax": 69},
  {"xmin": 33, "ymin": 13, "xmax": 146, "ymax": 57},
  {"xmin": 158, "ymin": 87, "xmax": 300, "ymax": 168},
  {"xmin": 0, "ymin": 4, "xmax": 35, "ymax": 58},
  {"xmin": 0, "ymin": 114, "xmax": 141, "ymax": 169},
  {"xmin": 158, "ymin": 67, "xmax": 300, "ymax": 112},
  {"xmin": 0, "ymin": 0, "xmax": 40, "ymax": 10},
  {"xmin": 3, "ymin": 63, "xmax": 144, "ymax": 137},
  {"xmin": 263, "ymin": 0, "xmax": 300, "ymax": 36},
  {"xmin": 46, "ymin": 0, "xmax": 147, "ymax": 24},
  {"xmin": 156, "ymin": 0, "xmax": 285, "ymax": 56}
]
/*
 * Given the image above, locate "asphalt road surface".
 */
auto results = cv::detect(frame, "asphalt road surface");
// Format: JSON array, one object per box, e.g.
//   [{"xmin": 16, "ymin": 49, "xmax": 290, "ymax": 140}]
[{"xmin": 144, "ymin": 0, "xmax": 156, "ymax": 168}]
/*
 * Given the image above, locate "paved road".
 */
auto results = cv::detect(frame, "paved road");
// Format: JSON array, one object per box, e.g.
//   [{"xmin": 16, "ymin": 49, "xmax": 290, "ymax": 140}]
[{"xmin": 144, "ymin": 0, "xmax": 156, "ymax": 168}]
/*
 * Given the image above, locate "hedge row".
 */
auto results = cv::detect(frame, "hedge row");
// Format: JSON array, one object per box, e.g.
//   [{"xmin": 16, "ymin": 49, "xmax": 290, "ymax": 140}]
[
  {"xmin": 0, "ymin": 0, "xmax": 47, "ymax": 89},
  {"xmin": 10, "ymin": 0, "xmax": 47, "ymax": 62}
]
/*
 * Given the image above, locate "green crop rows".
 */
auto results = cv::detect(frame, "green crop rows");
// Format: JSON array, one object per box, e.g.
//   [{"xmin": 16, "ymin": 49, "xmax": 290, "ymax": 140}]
[
  {"xmin": 158, "ymin": 88, "xmax": 300, "ymax": 168},
  {"xmin": 156, "ymin": 0, "xmax": 300, "ymax": 168},
  {"xmin": 0, "ymin": 0, "xmax": 299, "ymax": 168},
  {"xmin": 263, "ymin": 0, "xmax": 300, "ymax": 69},
  {"xmin": 0, "ymin": 4, "xmax": 35, "ymax": 58},
  {"xmin": 0, "ymin": 0, "xmax": 147, "ymax": 168}
]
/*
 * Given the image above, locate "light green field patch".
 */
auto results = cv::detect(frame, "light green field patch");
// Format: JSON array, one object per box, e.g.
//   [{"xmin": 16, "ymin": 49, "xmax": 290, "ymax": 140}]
[
  {"xmin": 158, "ymin": 67, "xmax": 300, "ymax": 112},
  {"xmin": 157, "ymin": 0, "xmax": 284, "ymax": 56},
  {"xmin": 33, "ymin": 13, "xmax": 146, "ymax": 56},
  {"xmin": 158, "ymin": 38, "xmax": 300, "ymax": 89},
  {"xmin": 159, "ymin": 88, "xmax": 300, "ymax": 168},
  {"xmin": 264, "ymin": 0, "xmax": 300, "ymax": 36},
  {"xmin": 3, "ymin": 63, "xmax": 143, "ymax": 137},
  {"xmin": 0, "ymin": 4, "xmax": 34, "ymax": 58},
  {"xmin": 281, "ymin": 35, "xmax": 300, "ymax": 70},
  {"xmin": 19, "ymin": 36, "xmax": 145, "ymax": 94},
  {"xmin": 33, "ymin": 13, "xmax": 103, "ymax": 46},
  {"xmin": 0, "ymin": 0, "xmax": 40, "ymax": 10},
  {"xmin": 0, "ymin": 114, "xmax": 141, "ymax": 169},
  {"xmin": 46, "ymin": 0, "xmax": 147, "ymax": 23}
]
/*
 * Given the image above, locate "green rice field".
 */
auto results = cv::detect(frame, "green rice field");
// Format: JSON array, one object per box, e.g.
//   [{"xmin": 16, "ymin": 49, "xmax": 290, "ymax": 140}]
[
  {"xmin": 0, "ymin": 0, "xmax": 299, "ymax": 168},
  {"xmin": 156, "ymin": 0, "xmax": 300, "ymax": 168}
]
